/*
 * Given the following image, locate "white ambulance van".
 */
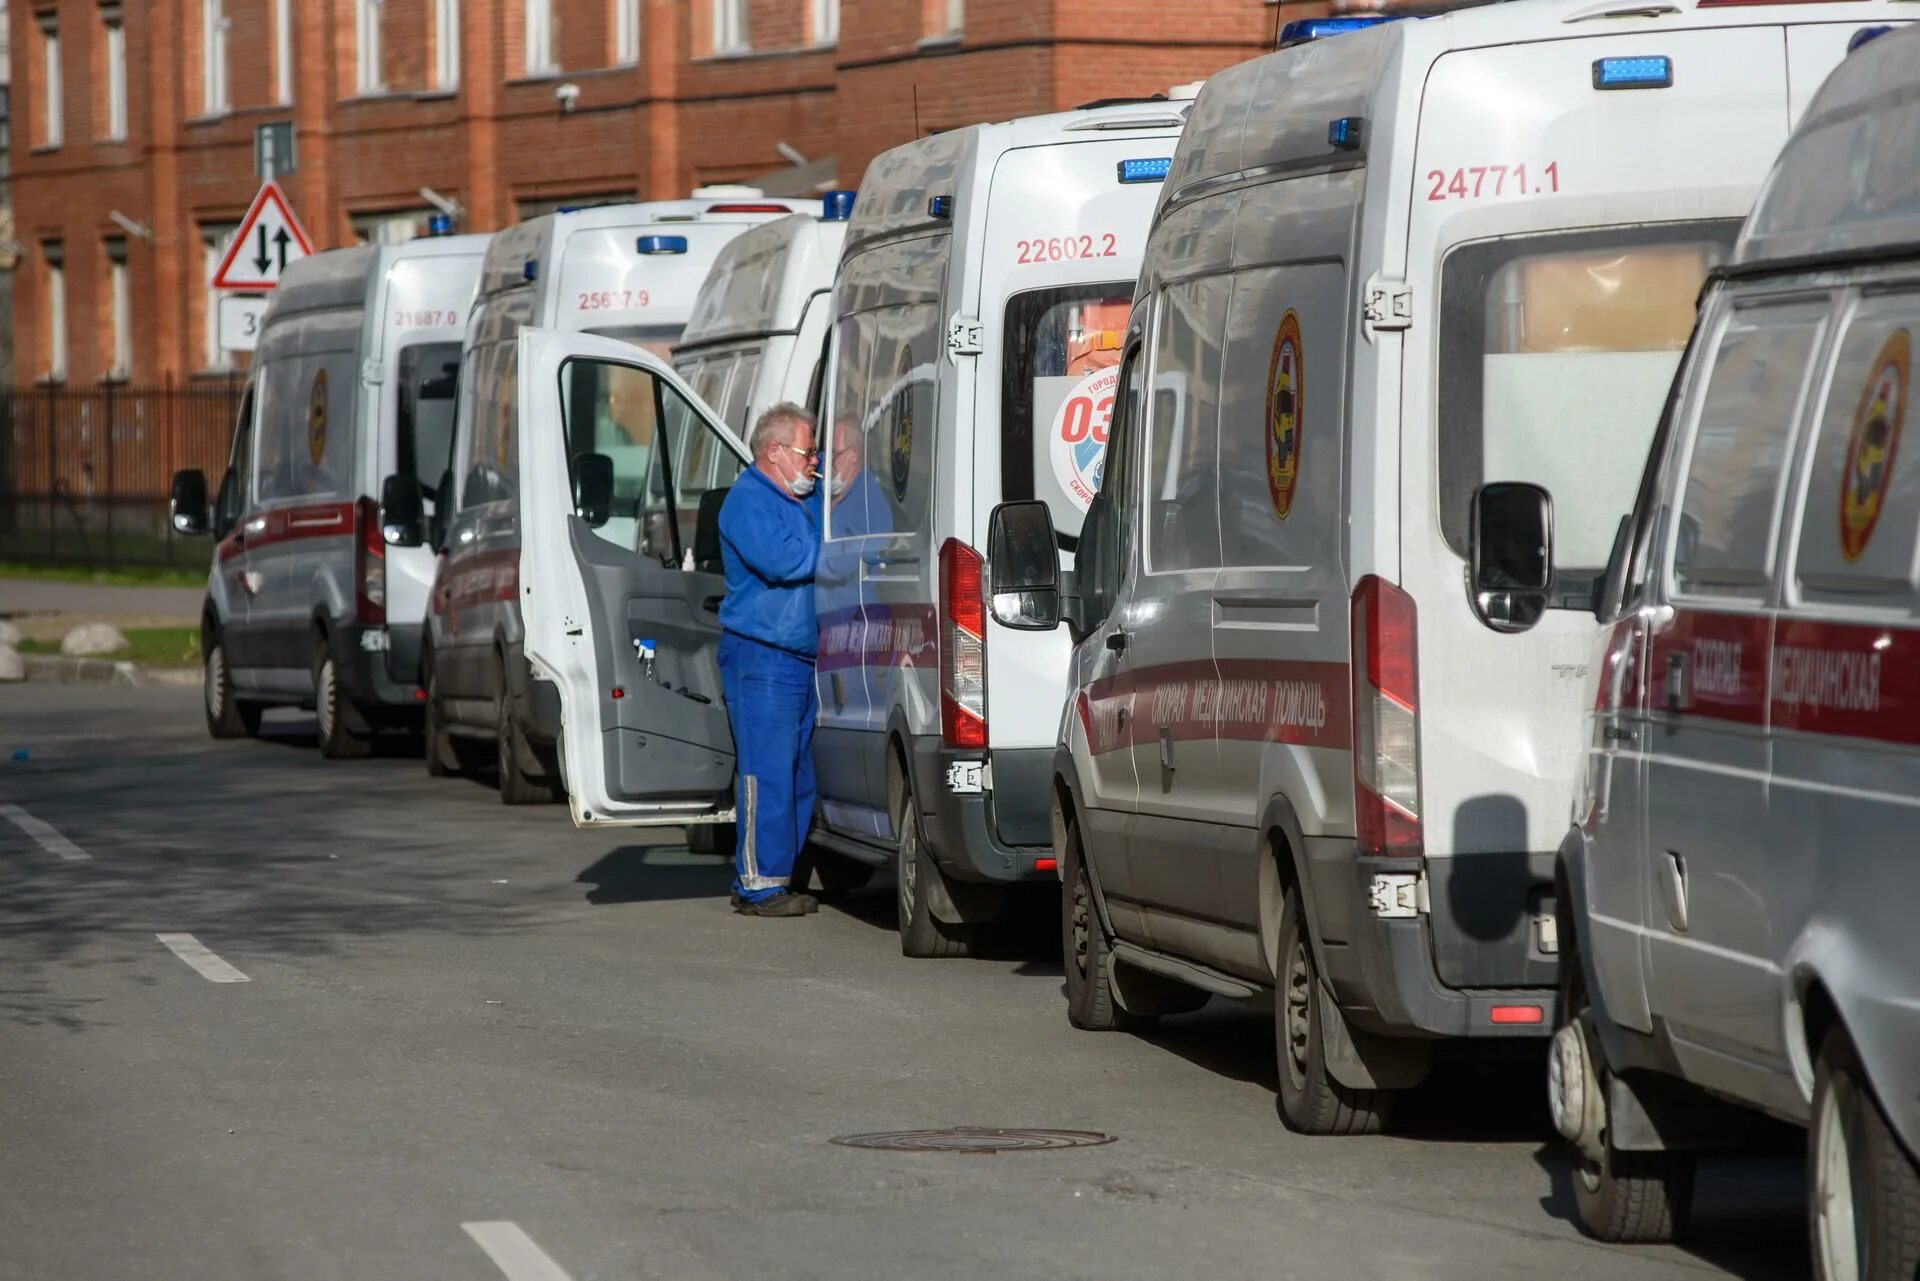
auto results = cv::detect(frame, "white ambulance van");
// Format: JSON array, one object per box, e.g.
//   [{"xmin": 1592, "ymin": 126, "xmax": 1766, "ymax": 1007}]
[
  {"xmin": 421, "ymin": 197, "xmax": 804, "ymax": 802},
  {"xmin": 170, "ymin": 234, "xmax": 489, "ymax": 757},
  {"xmin": 671, "ymin": 193, "xmax": 855, "ymax": 435},
  {"xmin": 992, "ymin": 1, "xmax": 1909, "ymax": 1133},
  {"xmin": 1552, "ymin": 25, "xmax": 1919, "ymax": 1266}
]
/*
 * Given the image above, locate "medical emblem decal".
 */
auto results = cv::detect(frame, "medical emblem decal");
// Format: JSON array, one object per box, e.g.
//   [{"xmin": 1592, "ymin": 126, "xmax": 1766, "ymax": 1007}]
[
  {"xmin": 308, "ymin": 368, "xmax": 329, "ymax": 466},
  {"xmin": 1840, "ymin": 329, "xmax": 1909, "ymax": 563},
  {"xmin": 889, "ymin": 347, "xmax": 914, "ymax": 502},
  {"xmin": 1265, "ymin": 310, "xmax": 1304, "ymax": 520}
]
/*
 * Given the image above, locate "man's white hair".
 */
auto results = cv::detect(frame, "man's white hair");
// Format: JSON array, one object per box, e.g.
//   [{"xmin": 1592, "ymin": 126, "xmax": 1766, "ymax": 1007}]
[{"xmin": 750, "ymin": 403, "xmax": 816, "ymax": 457}]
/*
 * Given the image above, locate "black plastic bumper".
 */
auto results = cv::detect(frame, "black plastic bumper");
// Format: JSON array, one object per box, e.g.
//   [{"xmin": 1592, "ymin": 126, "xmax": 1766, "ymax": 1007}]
[
  {"xmin": 337, "ymin": 621, "xmax": 427, "ymax": 713},
  {"xmin": 908, "ymin": 739, "xmax": 1055, "ymax": 885},
  {"xmin": 1308, "ymin": 840, "xmax": 1557, "ymax": 1040}
]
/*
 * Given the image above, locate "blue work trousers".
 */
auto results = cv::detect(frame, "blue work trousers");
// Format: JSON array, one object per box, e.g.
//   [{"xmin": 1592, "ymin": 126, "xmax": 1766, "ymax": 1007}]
[{"xmin": 717, "ymin": 632, "xmax": 818, "ymax": 902}]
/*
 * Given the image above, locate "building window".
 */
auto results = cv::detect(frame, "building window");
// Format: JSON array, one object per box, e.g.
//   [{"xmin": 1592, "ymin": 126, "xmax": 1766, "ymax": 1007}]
[
  {"xmin": 102, "ymin": 6, "xmax": 128, "ymax": 141},
  {"xmin": 525, "ymin": 0, "xmax": 556, "ymax": 75},
  {"xmin": 613, "ymin": 0, "xmax": 639, "ymax": 64},
  {"xmin": 202, "ymin": 0, "xmax": 229, "ymax": 115},
  {"xmin": 812, "ymin": 0, "xmax": 837, "ymax": 45},
  {"xmin": 106, "ymin": 238, "xmax": 132, "ymax": 380},
  {"xmin": 351, "ymin": 210, "xmax": 430, "ymax": 245},
  {"xmin": 275, "ymin": 0, "xmax": 294, "ymax": 103},
  {"xmin": 355, "ymin": 0, "xmax": 384, "ymax": 93},
  {"xmin": 39, "ymin": 12, "xmax": 63, "ymax": 148},
  {"xmin": 201, "ymin": 225, "xmax": 236, "ymax": 372},
  {"xmin": 944, "ymin": 0, "xmax": 963, "ymax": 35},
  {"xmin": 435, "ymin": 0, "xmax": 460, "ymax": 88},
  {"xmin": 43, "ymin": 242, "xmax": 68, "ymax": 381},
  {"xmin": 712, "ymin": 0, "xmax": 746, "ymax": 55}
]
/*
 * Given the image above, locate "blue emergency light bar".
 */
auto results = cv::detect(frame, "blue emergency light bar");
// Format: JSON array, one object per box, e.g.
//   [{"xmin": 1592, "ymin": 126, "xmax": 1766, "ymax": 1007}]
[
  {"xmin": 1117, "ymin": 157, "xmax": 1174, "ymax": 184},
  {"xmin": 821, "ymin": 189, "xmax": 857, "ymax": 221},
  {"xmin": 1327, "ymin": 117, "xmax": 1364, "ymax": 151},
  {"xmin": 522, "ymin": 260, "xmax": 538, "ymax": 281},
  {"xmin": 636, "ymin": 235, "xmax": 689, "ymax": 255},
  {"xmin": 927, "ymin": 195, "xmax": 954, "ymax": 219},
  {"xmin": 1592, "ymin": 55, "xmax": 1673, "ymax": 89},
  {"xmin": 1278, "ymin": 16, "xmax": 1401, "ymax": 48},
  {"xmin": 426, "ymin": 213, "xmax": 454, "ymax": 237},
  {"xmin": 1849, "ymin": 24, "xmax": 1892, "ymax": 52}
]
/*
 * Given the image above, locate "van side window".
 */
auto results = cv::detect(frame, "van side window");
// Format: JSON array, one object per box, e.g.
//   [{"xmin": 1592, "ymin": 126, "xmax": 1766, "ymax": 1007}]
[
  {"xmin": 397, "ymin": 342, "xmax": 462, "ymax": 497},
  {"xmin": 824, "ymin": 312, "xmax": 877, "ymax": 542},
  {"xmin": 1792, "ymin": 293, "xmax": 1920, "ymax": 605},
  {"xmin": 255, "ymin": 352, "xmax": 352, "ymax": 503},
  {"xmin": 1671, "ymin": 304, "xmax": 1828, "ymax": 601},
  {"xmin": 723, "ymin": 352, "xmax": 761, "ymax": 431},
  {"xmin": 1144, "ymin": 276, "xmax": 1227, "ymax": 573},
  {"xmin": 868, "ymin": 303, "xmax": 940, "ymax": 534},
  {"xmin": 1085, "ymin": 343, "xmax": 1145, "ymax": 627},
  {"xmin": 217, "ymin": 382, "xmax": 257, "ymax": 531},
  {"xmin": 562, "ymin": 358, "xmax": 663, "ymax": 555},
  {"xmin": 462, "ymin": 341, "xmax": 519, "ymax": 509}
]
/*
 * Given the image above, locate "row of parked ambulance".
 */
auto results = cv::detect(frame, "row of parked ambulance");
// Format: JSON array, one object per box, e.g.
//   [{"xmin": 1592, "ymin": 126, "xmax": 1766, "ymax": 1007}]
[{"xmin": 168, "ymin": 5, "xmax": 1919, "ymax": 1275}]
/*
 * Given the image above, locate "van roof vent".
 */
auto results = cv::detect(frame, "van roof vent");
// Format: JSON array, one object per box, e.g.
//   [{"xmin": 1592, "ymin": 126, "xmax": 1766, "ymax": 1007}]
[
  {"xmin": 1562, "ymin": 0, "xmax": 1681, "ymax": 21},
  {"xmin": 1064, "ymin": 112, "xmax": 1188, "ymax": 132}
]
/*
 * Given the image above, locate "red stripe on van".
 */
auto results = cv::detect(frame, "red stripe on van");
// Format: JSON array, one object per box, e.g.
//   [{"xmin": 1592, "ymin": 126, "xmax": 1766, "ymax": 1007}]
[
  {"xmin": 1081, "ymin": 658, "xmax": 1351, "ymax": 756},
  {"xmin": 214, "ymin": 501, "xmax": 354, "ymax": 563},
  {"xmin": 1646, "ymin": 608, "xmax": 1771, "ymax": 729},
  {"xmin": 815, "ymin": 603, "xmax": 939, "ymax": 673},
  {"xmin": 1771, "ymin": 616, "xmax": 1908, "ymax": 745}
]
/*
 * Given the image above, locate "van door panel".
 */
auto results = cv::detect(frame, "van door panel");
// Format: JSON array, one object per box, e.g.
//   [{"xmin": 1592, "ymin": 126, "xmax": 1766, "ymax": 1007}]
[{"xmin": 516, "ymin": 329, "xmax": 750, "ymax": 826}]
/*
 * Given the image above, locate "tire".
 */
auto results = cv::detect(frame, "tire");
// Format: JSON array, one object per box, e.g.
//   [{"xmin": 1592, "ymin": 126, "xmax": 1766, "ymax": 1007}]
[
  {"xmin": 1811, "ymin": 1027, "xmax": 1920, "ymax": 1281},
  {"xmin": 203, "ymin": 633, "xmax": 262, "ymax": 740},
  {"xmin": 1275, "ymin": 883, "xmax": 1391, "ymax": 1135},
  {"xmin": 314, "ymin": 643, "xmax": 373, "ymax": 760},
  {"xmin": 1562, "ymin": 956, "xmax": 1695, "ymax": 1242},
  {"xmin": 1062, "ymin": 816, "xmax": 1152, "ymax": 1032},
  {"xmin": 895, "ymin": 785, "xmax": 973, "ymax": 959},
  {"xmin": 494, "ymin": 655, "xmax": 555, "ymax": 805},
  {"xmin": 423, "ymin": 658, "xmax": 460, "ymax": 778}
]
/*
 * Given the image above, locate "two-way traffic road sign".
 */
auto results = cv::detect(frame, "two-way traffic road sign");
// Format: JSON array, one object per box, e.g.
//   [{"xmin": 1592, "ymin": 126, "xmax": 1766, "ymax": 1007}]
[{"xmin": 211, "ymin": 181, "xmax": 315, "ymax": 292}]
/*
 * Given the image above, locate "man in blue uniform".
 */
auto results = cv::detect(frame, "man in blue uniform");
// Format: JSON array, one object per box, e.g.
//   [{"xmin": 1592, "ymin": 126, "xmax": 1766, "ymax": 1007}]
[{"xmin": 717, "ymin": 403, "xmax": 823, "ymax": 917}]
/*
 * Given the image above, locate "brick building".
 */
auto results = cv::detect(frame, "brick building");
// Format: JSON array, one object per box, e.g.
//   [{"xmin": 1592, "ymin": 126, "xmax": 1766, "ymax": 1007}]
[{"xmin": 8, "ymin": 0, "xmax": 1311, "ymax": 385}]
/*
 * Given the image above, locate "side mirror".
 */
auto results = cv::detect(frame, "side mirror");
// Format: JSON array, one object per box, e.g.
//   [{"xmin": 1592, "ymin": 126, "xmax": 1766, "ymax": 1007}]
[
  {"xmin": 1470, "ymin": 481, "xmax": 1553, "ymax": 634},
  {"xmin": 380, "ymin": 473, "xmax": 425, "ymax": 547},
  {"xmin": 170, "ymin": 469, "xmax": 210, "ymax": 536},
  {"xmin": 430, "ymin": 470, "xmax": 455, "ymax": 551},
  {"xmin": 986, "ymin": 500, "xmax": 1061, "ymax": 630},
  {"xmin": 573, "ymin": 452, "xmax": 614, "ymax": 528}
]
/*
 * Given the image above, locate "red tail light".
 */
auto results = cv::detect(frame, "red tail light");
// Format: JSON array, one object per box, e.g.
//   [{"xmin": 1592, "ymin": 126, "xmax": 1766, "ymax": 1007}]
[
  {"xmin": 1351, "ymin": 575, "xmax": 1420, "ymax": 857},
  {"xmin": 355, "ymin": 496, "xmax": 386, "ymax": 626},
  {"xmin": 939, "ymin": 538, "xmax": 987, "ymax": 749}
]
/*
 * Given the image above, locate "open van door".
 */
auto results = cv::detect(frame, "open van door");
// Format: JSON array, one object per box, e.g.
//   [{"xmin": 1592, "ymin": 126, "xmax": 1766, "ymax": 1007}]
[{"xmin": 515, "ymin": 328, "xmax": 751, "ymax": 827}]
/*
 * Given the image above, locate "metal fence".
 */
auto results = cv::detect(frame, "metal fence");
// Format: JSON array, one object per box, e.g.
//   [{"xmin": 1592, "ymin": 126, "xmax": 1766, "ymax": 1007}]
[{"xmin": 0, "ymin": 378, "xmax": 245, "ymax": 570}]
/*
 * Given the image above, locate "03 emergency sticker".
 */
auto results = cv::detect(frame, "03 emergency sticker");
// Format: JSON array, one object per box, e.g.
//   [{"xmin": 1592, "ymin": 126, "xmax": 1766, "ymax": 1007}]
[
  {"xmin": 307, "ymin": 369, "xmax": 329, "ymax": 465},
  {"xmin": 1840, "ymin": 328, "xmax": 1910, "ymax": 564},
  {"xmin": 1048, "ymin": 365, "xmax": 1117, "ymax": 513},
  {"xmin": 1266, "ymin": 310, "xmax": 1304, "ymax": 520}
]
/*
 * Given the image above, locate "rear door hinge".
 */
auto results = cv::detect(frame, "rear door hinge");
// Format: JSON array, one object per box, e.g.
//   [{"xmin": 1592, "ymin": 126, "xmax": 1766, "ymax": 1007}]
[
  {"xmin": 360, "ymin": 357, "xmax": 385, "ymax": 387},
  {"xmin": 946, "ymin": 314, "xmax": 983, "ymax": 360},
  {"xmin": 1363, "ymin": 274, "xmax": 1413, "ymax": 337}
]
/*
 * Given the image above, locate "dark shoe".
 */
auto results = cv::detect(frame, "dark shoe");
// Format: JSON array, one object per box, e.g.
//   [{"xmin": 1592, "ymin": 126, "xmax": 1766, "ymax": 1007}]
[
  {"xmin": 735, "ymin": 891, "xmax": 812, "ymax": 918},
  {"xmin": 794, "ymin": 890, "xmax": 819, "ymax": 914}
]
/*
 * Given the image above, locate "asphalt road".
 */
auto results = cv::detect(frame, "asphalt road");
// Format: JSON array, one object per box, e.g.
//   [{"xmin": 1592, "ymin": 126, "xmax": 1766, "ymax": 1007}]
[{"xmin": 0, "ymin": 684, "xmax": 1809, "ymax": 1281}]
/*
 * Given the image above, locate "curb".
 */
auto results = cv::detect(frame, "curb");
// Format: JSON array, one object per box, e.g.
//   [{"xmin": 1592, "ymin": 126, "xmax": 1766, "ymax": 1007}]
[{"xmin": 10, "ymin": 655, "xmax": 200, "ymax": 688}]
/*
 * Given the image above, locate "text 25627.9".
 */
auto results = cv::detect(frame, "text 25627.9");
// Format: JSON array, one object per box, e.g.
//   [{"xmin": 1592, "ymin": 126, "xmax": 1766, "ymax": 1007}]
[
  {"xmin": 576, "ymin": 290, "xmax": 651, "ymax": 312},
  {"xmin": 1425, "ymin": 162, "xmax": 1561, "ymax": 202},
  {"xmin": 1016, "ymin": 234, "xmax": 1118, "ymax": 265}
]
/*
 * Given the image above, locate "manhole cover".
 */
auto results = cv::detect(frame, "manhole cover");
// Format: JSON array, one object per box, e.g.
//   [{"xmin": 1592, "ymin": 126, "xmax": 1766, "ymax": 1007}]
[{"xmin": 830, "ymin": 1127, "xmax": 1116, "ymax": 1153}]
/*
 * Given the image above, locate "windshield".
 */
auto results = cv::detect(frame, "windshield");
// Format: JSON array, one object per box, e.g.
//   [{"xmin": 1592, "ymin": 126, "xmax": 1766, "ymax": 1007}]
[
  {"xmin": 1001, "ymin": 284, "xmax": 1133, "ymax": 544},
  {"xmin": 587, "ymin": 324, "xmax": 684, "ymax": 364},
  {"xmin": 1437, "ymin": 220, "xmax": 1739, "ymax": 604},
  {"xmin": 397, "ymin": 341, "xmax": 462, "ymax": 490}
]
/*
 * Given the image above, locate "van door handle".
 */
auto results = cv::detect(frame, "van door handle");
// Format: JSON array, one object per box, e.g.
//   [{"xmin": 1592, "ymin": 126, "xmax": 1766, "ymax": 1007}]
[
  {"xmin": 1664, "ymin": 653, "xmax": 1687, "ymax": 713},
  {"xmin": 1105, "ymin": 630, "xmax": 1129, "ymax": 653},
  {"xmin": 1158, "ymin": 726, "xmax": 1175, "ymax": 775}
]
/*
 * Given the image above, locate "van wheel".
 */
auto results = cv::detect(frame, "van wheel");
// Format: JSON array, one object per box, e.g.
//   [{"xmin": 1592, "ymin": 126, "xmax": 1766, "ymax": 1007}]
[
  {"xmin": 423, "ymin": 660, "xmax": 460, "ymax": 778},
  {"xmin": 1275, "ymin": 883, "xmax": 1391, "ymax": 1135},
  {"xmin": 1562, "ymin": 960, "xmax": 1695, "ymax": 1242},
  {"xmin": 203, "ymin": 633, "xmax": 262, "ymax": 739},
  {"xmin": 314, "ymin": 644, "xmax": 373, "ymax": 760},
  {"xmin": 1062, "ymin": 816, "xmax": 1152, "ymax": 1033},
  {"xmin": 494, "ymin": 658, "xmax": 555, "ymax": 805},
  {"xmin": 1812, "ymin": 1027, "xmax": 1920, "ymax": 1281},
  {"xmin": 895, "ymin": 784, "xmax": 973, "ymax": 959}
]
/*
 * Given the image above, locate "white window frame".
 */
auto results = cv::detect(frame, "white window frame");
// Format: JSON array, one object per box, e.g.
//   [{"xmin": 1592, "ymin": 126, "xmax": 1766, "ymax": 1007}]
[
  {"xmin": 613, "ymin": 0, "xmax": 640, "ymax": 64},
  {"xmin": 275, "ymin": 0, "xmax": 294, "ymax": 104},
  {"xmin": 355, "ymin": 0, "xmax": 385, "ymax": 94},
  {"xmin": 101, "ymin": 8, "xmax": 127, "ymax": 141},
  {"xmin": 435, "ymin": 0, "xmax": 460, "ymax": 88},
  {"xmin": 202, "ymin": 0, "xmax": 229, "ymax": 115},
  {"xmin": 45, "ymin": 245, "xmax": 68, "ymax": 381},
  {"xmin": 525, "ymin": 0, "xmax": 556, "ymax": 75},
  {"xmin": 202, "ymin": 226, "xmax": 236, "ymax": 373},
  {"xmin": 711, "ymin": 0, "xmax": 747, "ymax": 55},
  {"xmin": 812, "ymin": 0, "xmax": 838, "ymax": 46},
  {"xmin": 946, "ymin": 0, "xmax": 964, "ymax": 35},
  {"xmin": 40, "ymin": 14, "xmax": 63, "ymax": 148},
  {"xmin": 107, "ymin": 240, "xmax": 132, "ymax": 381}
]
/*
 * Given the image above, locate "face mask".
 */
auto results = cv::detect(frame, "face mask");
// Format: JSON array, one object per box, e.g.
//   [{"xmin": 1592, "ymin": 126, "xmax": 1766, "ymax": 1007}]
[
  {"xmin": 830, "ymin": 471, "xmax": 849, "ymax": 498},
  {"xmin": 785, "ymin": 462, "xmax": 817, "ymax": 498}
]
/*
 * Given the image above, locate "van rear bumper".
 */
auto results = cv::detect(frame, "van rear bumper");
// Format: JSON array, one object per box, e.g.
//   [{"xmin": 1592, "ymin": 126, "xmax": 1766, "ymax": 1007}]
[
  {"xmin": 1310, "ymin": 842, "xmax": 1557, "ymax": 1040},
  {"xmin": 908, "ymin": 739, "xmax": 1055, "ymax": 884},
  {"xmin": 338, "ymin": 621, "xmax": 427, "ymax": 713}
]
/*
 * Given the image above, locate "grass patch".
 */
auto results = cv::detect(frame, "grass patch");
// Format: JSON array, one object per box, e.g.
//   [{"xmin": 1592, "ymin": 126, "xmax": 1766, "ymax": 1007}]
[
  {"xmin": 16, "ymin": 625, "xmax": 202, "ymax": 669},
  {"xmin": 0, "ymin": 561, "xmax": 208, "ymax": 589}
]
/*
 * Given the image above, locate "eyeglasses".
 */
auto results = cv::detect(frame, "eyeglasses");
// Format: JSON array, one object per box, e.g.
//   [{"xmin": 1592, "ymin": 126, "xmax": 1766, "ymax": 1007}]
[{"xmin": 774, "ymin": 443, "xmax": 820, "ymax": 460}]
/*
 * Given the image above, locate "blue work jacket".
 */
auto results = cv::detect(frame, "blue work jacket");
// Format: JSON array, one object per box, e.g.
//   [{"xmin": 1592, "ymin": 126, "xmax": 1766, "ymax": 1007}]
[{"xmin": 717, "ymin": 466, "xmax": 820, "ymax": 659}]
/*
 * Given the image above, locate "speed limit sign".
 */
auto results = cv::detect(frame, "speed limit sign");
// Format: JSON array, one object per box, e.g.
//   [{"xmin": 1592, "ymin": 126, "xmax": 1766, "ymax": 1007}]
[{"xmin": 218, "ymin": 294, "xmax": 270, "ymax": 352}]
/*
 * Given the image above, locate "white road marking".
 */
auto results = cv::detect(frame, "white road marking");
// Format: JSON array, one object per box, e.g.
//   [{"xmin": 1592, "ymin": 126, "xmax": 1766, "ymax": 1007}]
[
  {"xmin": 155, "ymin": 933, "xmax": 251, "ymax": 983},
  {"xmin": 0, "ymin": 803, "xmax": 91, "ymax": 861},
  {"xmin": 463, "ymin": 1222, "xmax": 575, "ymax": 1281}
]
